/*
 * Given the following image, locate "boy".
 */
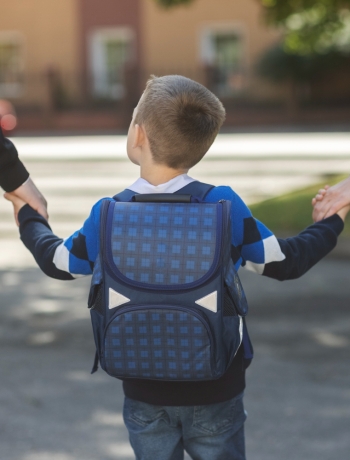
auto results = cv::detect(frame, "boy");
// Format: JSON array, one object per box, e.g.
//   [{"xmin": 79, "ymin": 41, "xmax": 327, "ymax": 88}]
[{"xmin": 5, "ymin": 75, "xmax": 349, "ymax": 460}]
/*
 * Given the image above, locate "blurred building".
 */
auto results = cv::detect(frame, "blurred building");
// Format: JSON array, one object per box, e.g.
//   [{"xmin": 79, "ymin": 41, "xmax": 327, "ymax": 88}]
[
  {"xmin": 142, "ymin": 0, "xmax": 283, "ymax": 101},
  {"xmin": 0, "ymin": 0, "xmax": 349, "ymax": 132}
]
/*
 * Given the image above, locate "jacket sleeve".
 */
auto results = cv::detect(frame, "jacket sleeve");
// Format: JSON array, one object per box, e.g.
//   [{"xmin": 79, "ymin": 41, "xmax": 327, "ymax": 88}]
[
  {"xmin": 262, "ymin": 219, "xmax": 343, "ymax": 280},
  {"xmin": 18, "ymin": 199, "xmax": 107, "ymax": 280},
  {"xmin": 206, "ymin": 186, "xmax": 344, "ymax": 281},
  {"xmin": 234, "ymin": 190, "xmax": 343, "ymax": 280},
  {"xmin": 0, "ymin": 127, "xmax": 29, "ymax": 192}
]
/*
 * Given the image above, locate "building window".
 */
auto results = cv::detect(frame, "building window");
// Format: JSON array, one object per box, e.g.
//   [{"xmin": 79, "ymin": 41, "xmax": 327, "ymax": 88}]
[
  {"xmin": 89, "ymin": 28, "xmax": 134, "ymax": 100},
  {"xmin": 200, "ymin": 26, "xmax": 245, "ymax": 97},
  {"xmin": 0, "ymin": 32, "xmax": 24, "ymax": 97}
]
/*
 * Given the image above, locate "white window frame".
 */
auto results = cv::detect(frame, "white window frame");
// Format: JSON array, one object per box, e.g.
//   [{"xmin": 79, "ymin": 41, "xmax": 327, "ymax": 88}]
[
  {"xmin": 0, "ymin": 31, "xmax": 25, "ymax": 98},
  {"xmin": 89, "ymin": 27, "xmax": 135, "ymax": 100},
  {"xmin": 199, "ymin": 23, "xmax": 247, "ymax": 96}
]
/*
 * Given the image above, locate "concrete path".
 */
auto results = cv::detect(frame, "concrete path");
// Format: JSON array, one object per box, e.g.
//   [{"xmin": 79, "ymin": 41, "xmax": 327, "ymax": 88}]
[
  {"xmin": 1, "ymin": 133, "xmax": 350, "ymax": 459},
  {"xmin": 1, "ymin": 258, "xmax": 349, "ymax": 460}
]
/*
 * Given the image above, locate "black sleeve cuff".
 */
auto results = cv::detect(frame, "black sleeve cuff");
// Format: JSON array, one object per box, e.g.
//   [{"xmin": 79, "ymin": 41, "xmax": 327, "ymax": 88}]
[
  {"xmin": 0, "ymin": 129, "xmax": 29, "ymax": 191},
  {"xmin": 18, "ymin": 204, "xmax": 51, "ymax": 233},
  {"xmin": 262, "ymin": 213, "xmax": 345, "ymax": 281},
  {"xmin": 0, "ymin": 158, "xmax": 29, "ymax": 192},
  {"xmin": 321, "ymin": 213, "xmax": 344, "ymax": 235}
]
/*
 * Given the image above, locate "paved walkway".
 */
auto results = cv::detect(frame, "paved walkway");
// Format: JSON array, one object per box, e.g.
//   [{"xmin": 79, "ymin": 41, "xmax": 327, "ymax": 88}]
[
  {"xmin": 1, "ymin": 133, "xmax": 350, "ymax": 459},
  {"xmin": 1, "ymin": 258, "xmax": 349, "ymax": 460}
]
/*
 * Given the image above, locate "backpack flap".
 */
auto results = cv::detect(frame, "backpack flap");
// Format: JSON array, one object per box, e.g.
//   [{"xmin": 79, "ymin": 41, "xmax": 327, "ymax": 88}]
[{"xmin": 104, "ymin": 200, "xmax": 222, "ymax": 289}]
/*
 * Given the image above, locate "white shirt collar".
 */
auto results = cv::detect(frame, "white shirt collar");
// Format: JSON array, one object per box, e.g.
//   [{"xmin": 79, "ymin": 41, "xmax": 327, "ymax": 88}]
[{"xmin": 127, "ymin": 174, "xmax": 195, "ymax": 194}]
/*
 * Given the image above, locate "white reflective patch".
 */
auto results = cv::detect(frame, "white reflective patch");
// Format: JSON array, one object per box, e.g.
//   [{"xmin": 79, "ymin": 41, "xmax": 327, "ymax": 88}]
[
  {"xmin": 263, "ymin": 235, "xmax": 286, "ymax": 263},
  {"xmin": 232, "ymin": 316, "xmax": 244, "ymax": 358},
  {"xmin": 52, "ymin": 241, "xmax": 85, "ymax": 279},
  {"xmin": 109, "ymin": 288, "xmax": 130, "ymax": 310},
  {"xmin": 53, "ymin": 242, "xmax": 69, "ymax": 271},
  {"xmin": 195, "ymin": 291, "xmax": 217, "ymax": 313},
  {"xmin": 244, "ymin": 260, "xmax": 264, "ymax": 275},
  {"xmin": 239, "ymin": 316, "xmax": 243, "ymax": 343}
]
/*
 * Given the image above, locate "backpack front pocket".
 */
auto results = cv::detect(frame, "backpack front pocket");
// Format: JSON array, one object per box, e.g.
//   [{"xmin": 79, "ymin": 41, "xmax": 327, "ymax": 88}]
[{"xmin": 102, "ymin": 305, "xmax": 215, "ymax": 381}]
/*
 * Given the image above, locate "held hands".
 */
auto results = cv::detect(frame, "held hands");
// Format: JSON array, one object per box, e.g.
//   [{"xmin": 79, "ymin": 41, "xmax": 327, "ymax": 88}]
[
  {"xmin": 312, "ymin": 177, "xmax": 350, "ymax": 222},
  {"xmin": 335, "ymin": 203, "xmax": 350, "ymax": 222},
  {"xmin": 4, "ymin": 177, "xmax": 48, "ymax": 226},
  {"xmin": 12, "ymin": 177, "xmax": 48, "ymax": 219},
  {"xmin": 4, "ymin": 192, "xmax": 27, "ymax": 226}
]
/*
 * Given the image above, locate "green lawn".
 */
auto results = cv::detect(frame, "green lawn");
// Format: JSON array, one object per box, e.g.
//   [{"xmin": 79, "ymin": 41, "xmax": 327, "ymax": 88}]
[{"xmin": 249, "ymin": 175, "xmax": 350, "ymax": 236}]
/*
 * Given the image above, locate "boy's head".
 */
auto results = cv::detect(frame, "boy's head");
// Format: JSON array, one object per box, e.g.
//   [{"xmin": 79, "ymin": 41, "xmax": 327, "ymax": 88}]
[{"xmin": 128, "ymin": 75, "xmax": 226, "ymax": 170}]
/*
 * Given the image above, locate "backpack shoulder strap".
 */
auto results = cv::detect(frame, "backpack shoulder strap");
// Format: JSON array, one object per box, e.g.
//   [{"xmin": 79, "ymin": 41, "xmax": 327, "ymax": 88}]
[
  {"xmin": 175, "ymin": 181, "xmax": 214, "ymax": 201},
  {"xmin": 112, "ymin": 189, "xmax": 137, "ymax": 202}
]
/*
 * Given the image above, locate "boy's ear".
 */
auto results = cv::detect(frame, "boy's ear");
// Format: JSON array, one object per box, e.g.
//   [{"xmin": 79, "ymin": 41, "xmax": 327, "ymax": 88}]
[{"xmin": 133, "ymin": 124, "xmax": 147, "ymax": 149}]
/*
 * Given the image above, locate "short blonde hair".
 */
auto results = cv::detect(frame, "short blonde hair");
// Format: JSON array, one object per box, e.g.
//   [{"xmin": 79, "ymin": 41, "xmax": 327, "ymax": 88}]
[{"xmin": 135, "ymin": 75, "xmax": 226, "ymax": 169}]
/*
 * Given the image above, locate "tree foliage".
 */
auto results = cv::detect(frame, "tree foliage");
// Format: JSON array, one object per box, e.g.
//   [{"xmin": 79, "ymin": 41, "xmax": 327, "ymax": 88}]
[
  {"xmin": 260, "ymin": 0, "xmax": 350, "ymax": 24},
  {"xmin": 261, "ymin": 0, "xmax": 350, "ymax": 54}
]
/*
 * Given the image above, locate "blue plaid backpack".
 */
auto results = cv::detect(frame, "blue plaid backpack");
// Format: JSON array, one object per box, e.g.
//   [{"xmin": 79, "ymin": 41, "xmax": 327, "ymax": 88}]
[{"xmin": 88, "ymin": 181, "xmax": 250, "ymax": 381}]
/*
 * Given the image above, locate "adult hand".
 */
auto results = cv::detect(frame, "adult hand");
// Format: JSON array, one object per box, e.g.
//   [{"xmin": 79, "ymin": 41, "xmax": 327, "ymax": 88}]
[
  {"xmin": 12, "ymin": 177, "xmax": 48, "ymax": 220},
  {"xmin": 312, "ymin": 176, "xmax": 350, "ymax": 222},
  {"xmin": 3, "ymin": 192, "xmax": 26, "ymax": 226}
]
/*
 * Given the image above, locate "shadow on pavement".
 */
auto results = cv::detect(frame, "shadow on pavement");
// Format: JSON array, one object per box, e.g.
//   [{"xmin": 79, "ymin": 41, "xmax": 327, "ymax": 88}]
[{"xmin": 0, "ymin": 256, "xmax": 349, "ymax": 460}]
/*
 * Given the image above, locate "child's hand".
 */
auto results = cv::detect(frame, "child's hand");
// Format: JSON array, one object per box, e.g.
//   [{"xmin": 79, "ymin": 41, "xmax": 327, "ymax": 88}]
[
  {"xmin": 312, "ymin": 185, "xmax": 350, "ymax": 222},
  {"xmin": 12, "ymin": 177, "xmax": 48, "ymax": 220},
  {"xmin": 4, "ymin": 192, "xmax": 27, "ymax": 226},
  {"xmin": 336, "ymin": 204, "xmax": 350, "ymax": 222},
  {"xmin": 312, "ymin": 176, "xmax": 350, "ymax": 221}
]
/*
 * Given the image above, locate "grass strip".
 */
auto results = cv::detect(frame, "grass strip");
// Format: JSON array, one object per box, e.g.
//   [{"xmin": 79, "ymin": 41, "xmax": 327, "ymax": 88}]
[{"xmin": 249, "ymin": 174, "xmax": 350, "ymax": 236}]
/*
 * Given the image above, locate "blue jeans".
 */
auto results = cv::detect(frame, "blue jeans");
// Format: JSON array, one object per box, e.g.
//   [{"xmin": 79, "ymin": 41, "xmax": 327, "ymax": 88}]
[{"xmin": 123, "ymin": 392, "xmax": 246, "ymax": 460}]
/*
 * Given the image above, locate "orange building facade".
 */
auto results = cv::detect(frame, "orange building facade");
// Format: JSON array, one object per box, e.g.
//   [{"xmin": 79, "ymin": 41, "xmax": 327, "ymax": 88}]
[
  {"xmin": 142, "ymin": 0, "xmax": 283, "ymax": 102},
  {"xmin": 0, "ymin": 0, "xmax": 348, "ymax": 131},
  {"xmin": 0, "ymin": 2, "xmax": 280, "ymax": 101},
  {"xmin": 0, "ymin": 0, "xmax": 79, "ymax": 107}
]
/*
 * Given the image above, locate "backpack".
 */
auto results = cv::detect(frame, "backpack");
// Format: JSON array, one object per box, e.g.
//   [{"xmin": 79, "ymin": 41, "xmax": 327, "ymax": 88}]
[{"xmin": 88, "ymin": 181, "xmax": 250, "ymax": 381}]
